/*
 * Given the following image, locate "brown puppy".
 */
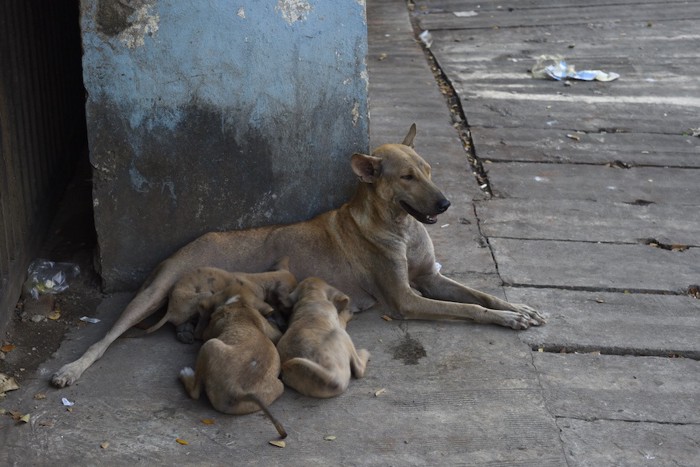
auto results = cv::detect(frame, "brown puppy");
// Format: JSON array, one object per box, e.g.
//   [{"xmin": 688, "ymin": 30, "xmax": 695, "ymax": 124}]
[
  {"xmin": 179, "ymin": 294, "xmax": 287, "ymax": 438},
  {"xmin": 146, "ymin": 257, "xmax": 296, "ymax": 342},
  {"xmin": 277, "ymin": 277, "xmax": 370, "ymax": 398}
]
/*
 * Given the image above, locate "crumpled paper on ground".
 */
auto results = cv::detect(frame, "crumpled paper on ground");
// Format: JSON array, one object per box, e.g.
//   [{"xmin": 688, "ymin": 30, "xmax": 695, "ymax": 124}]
[{"xmin": 532, "ymin": 55, "xmax": 619, "ymax": 82}]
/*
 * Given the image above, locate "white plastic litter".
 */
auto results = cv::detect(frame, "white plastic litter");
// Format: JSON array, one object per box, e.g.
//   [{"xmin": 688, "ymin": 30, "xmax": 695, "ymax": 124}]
[{"xmin": 532, "ymin": 55, "xmax": 619, "ymax": 82}]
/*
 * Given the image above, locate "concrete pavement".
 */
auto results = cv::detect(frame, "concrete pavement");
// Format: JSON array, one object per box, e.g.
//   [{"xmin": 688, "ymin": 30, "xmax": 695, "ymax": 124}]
[{"xmin": 2, "ymin": 0, "xmax": 699, "ymax": 465}]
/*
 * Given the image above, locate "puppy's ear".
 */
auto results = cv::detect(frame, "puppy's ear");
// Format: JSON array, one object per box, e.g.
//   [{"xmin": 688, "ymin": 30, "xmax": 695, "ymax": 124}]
[
  {"xmin": 402, "ymin": 123, "xmax": 417, "ymax": 148},
  {"xmin": 273, "ymin": 256, "xmax": 290, "ymax": 271},
  {"xmin": 277, "ymin": 285, "xmax": 295, "ymax": 309},
  {"xmin": 351, "ymin": 153, "xmax": 381, "ymax": 183},
  {"xmin": 288, "ymin": 284, "xmax": 301, "ymax": 304},
  {"xmin": 331, "ymin": 290, "xmax": 350, "ymax": 313}
]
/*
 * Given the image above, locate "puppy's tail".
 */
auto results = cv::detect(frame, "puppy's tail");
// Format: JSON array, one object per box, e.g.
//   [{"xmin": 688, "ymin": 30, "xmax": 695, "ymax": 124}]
[
  {"xmin": 281, "ymin": 358, "xmax": 345, "ymax": 398},
  {"xmin": 240, "ymin": 393, "xmax": 287, "ymax": 439}
]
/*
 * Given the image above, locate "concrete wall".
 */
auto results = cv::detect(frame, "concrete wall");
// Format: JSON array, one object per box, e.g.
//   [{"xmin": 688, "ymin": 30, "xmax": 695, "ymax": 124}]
[{"xmin": 81, "ymin": 0, "xmax": 369, "ymax": 290}]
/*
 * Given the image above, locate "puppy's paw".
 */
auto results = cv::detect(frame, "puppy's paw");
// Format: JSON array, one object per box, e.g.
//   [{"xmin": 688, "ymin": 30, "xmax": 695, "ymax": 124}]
[{"xmin": 176, "ymin": 322, "xmax": 196, "ymax": 344}]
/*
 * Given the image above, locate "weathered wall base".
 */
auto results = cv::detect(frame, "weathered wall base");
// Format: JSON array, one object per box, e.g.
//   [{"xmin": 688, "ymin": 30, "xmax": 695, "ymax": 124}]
[{"xmin": 82, "ymin": 0, "xmax": 369, "ymax": 290}]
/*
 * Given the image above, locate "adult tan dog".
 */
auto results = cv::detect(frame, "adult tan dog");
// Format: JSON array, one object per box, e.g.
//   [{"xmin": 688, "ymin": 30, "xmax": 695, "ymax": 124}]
[
  {"xmin": 52, "ymin": 124, "xmax": 544, "ymax": 388},
  {"xmin": 277, "ymin": 277, "xmax": 370, "ymax": 398},
  {"xmin": 145, "ymin": 257, "xmax": 297, "ymax": 342},
  {"xmin": 179, "ymin": 295, "xmax": 287, "ymax": 438}
]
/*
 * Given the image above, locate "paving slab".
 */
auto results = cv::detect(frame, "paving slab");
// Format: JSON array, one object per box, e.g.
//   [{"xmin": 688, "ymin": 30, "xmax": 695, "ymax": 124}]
[
  {"xmin": 471, "ymin": 127, "xmax": 700, "ymax": 167},
  {"xmin": 416, "ymin": 1, "xmax": 700, "ymax": 30},
  {"xmin": 487, "ymin": 163, "xmax": 700, "ymax": 205},
  {"xmin": 476, "ymin": 198, "xmax": 700, "ymax": 246},
  {"xmin": 558, "ymin": 418, "xmax": 700, "ymax": 467},
  {"xmin": 504, "ymin": 287, "xmax": 700, "ymax": 358},
  {"xmin": 532, "ymin": 352, "xmax": 700, "ymax": 424},
  {"xmin": 491, "ymin": 237, "xmax": 700, "ymax": 292}
]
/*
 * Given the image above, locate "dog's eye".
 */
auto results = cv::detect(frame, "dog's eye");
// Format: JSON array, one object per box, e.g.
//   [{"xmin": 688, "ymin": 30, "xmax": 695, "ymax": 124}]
[{"xmin": 400, "ymin": 174, "xmax": 414, "ymax": 181}]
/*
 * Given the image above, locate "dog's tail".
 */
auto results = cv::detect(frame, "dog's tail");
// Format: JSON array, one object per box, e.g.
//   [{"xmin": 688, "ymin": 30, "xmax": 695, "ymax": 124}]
[
  {"xmin": 240, "ymin": 393, "xmax": 287, "ymax": 439},
  {"xmin": 145, "ymin": 314, "xmax": 169, "ymax": 334},
  {"xmin": 281, "ymin": 358, "xmax": 346, "ymax": 398}
]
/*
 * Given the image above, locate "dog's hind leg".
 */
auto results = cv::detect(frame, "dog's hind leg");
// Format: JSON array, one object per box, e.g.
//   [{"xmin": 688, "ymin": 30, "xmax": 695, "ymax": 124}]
[
  {"xmin": 51, "ymin": 275, "xmax": 172, "ymax": 387},
  {"xmin": 179, "ymin": 366, "xmax": 201, "ymax": 399},
  {"xmin": 349, "ymin": 347, "xmax": 370, "ymax": 379},
  {"xmin": 281, "ymin": 358, "xmax": 346, "ymax": 398}
]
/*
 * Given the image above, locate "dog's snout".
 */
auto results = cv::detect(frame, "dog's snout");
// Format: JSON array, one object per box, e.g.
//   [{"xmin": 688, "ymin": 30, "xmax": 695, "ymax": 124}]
[{"xmin": 436, "ymin": 198, "xmax": 451, "ymax": 213}]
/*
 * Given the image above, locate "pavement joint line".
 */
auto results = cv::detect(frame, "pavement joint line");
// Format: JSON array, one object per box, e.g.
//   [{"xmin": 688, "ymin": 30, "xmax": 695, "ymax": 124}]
[
  {"xmin": 555, "ymin": 416, "xmax": 700, "ymax": 427},
  {"xmin": 532, "ymin": 345, "xmax": 700, "ymax": 361},
  {"xmin": 504, "ymin": 283, "xmax": 697, "ymax": 297},
  {"xmin": 527, "ymin": 345, "xmax": 570, "ymax": 464},
  {"xmin": 405, "ymin": 1, "xmax": 493, "ymax": 197},
  {"xmin": 485, "ymin": 236, "xmax": 700, "ymax": 249},
  {"xmin": 483, "ymin": 159, "xmax": 700, "ymax": 170}
]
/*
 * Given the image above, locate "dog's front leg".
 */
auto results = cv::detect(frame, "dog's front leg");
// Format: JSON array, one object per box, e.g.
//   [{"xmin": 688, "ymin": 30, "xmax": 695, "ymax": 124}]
[{"xmin": 411, "ymin": 272, "xmax": 545, "ymax": 326}]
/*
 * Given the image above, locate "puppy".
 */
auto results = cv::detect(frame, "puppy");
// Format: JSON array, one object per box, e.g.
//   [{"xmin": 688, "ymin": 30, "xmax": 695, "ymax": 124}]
[
  {"xmin": 179, "ymin": 294, "xmax": 287, "ymax": 438},
  {"xmin": 147, "ymin": 257, "xmax": 296, "ymax": 342},
  {"xmin": 276, "ymin": 277, "xmax": 370, "ymax": 398}
]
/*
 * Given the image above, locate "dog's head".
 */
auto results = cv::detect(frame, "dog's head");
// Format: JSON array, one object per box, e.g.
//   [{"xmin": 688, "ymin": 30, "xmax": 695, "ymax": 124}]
[{"xmin": 351, "ymin": 124, "xmax": 450, "ymax": 224}]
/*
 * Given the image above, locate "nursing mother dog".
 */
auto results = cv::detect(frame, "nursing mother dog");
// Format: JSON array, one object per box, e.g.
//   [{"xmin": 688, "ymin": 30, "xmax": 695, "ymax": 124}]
[{"xmin": 52, "ymin": 124, "xmax": 545, "ymax": 388}]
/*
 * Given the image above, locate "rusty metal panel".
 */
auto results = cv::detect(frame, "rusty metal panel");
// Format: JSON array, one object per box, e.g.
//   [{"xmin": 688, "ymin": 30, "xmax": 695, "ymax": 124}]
[{"xmin": 0, "ymin": 0, "xmax": 85, "ymax": 328}]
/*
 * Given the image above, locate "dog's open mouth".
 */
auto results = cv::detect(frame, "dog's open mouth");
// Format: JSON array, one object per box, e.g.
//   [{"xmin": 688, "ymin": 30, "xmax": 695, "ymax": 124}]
[{"xmin": 400, "ymin": 201, "xmax": 438, "ymax": 224}]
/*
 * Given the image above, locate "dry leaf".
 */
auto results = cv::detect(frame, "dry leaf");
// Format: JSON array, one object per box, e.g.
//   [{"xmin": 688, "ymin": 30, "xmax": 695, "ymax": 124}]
[
  {"xmin": 671, "ymin": 244, "xmax": 688, "ymax": 252},
  {"xmin": 175, "ymin": 438, "xmax": 189, "ymax": 445},
  {"xmin": 201, "ymin": 418, "xmax": 215, "ymax": 425},
  {"xmin": 0, "ymin": 373, "xmax": 20, "ymax": 393},
  {"xmin": 374, "ymin": 388, "xmax": 386, "ymax": 397},
  {"xmin": 324, "ymin": 435, "xmax": 336, "ymax": 441},
  {"xmin": 38, "ymin": 419, "xmax": 55, "ymax": 428},
  {"xmin": 566, "ymin": 134, "xmax": 581, "ymax": 142},
  {"xmin": 19, "ymin": 413, "xmax": 30, "ymax": 423},
  {"xmin": 1, "ymin": 344, "xmax": 16, "ymax": 353},
  {"xmin": 269, "ymin": 440, "xmax": 286, "ymax": 448},
  {"xmin": 381, "ymin": 315, "xmax": 392, "ymax": 322},
  {"xmin": 100, "ymin": 441, "xmax": 110, "ymax": 449},
  {"xmin": 47, "ymin": 310, "xmax": 61, "ymax": 320},
  {"xmin": 595, "ymin": 298, "xmax": 605, "ymax": 303},
  {"xmin": 33, "ymin": 392, "xmax": 47, "ymax": 400}
]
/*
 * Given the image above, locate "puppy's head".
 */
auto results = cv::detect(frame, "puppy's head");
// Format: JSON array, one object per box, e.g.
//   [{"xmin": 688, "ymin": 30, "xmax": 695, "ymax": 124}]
[{"xmin": 289, "ymin": 277, "xmax": 350, "ymax": 313}]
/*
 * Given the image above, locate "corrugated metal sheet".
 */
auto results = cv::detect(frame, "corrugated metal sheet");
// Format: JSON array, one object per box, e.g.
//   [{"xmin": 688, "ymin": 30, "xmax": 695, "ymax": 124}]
[{"xmin": 0, "ymin": 0, "xmax": 85, "ymax": 326}]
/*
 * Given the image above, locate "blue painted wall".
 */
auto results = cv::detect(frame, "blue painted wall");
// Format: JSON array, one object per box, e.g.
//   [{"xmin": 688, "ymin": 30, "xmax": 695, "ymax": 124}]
[{"xmin": 81, "ymin": 0, "xmax": 369, "ymax": 290}]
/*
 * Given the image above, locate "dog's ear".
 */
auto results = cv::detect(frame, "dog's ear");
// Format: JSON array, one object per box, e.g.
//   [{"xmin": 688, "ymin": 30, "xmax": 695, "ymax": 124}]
[
  {"xmin": 351, "ymin": 153, "xmax": 381, "ymax": 183},
  {"xmin": 402, "ymin": 123, "xmax": 417, "ymax": 148}
]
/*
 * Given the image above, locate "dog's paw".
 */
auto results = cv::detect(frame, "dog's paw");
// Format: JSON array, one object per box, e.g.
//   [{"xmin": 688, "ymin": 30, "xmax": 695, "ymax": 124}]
[
  {"xmin": 179, "ymin": 367, "xmax": 195, "ymax": 379},
  {"xmin": 51, "ymin": 362, "xmax": 81, "ymax": 388},
  {"xmin": 511, "ymin": 303, "xmax": 546, "ymax": 326}
]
